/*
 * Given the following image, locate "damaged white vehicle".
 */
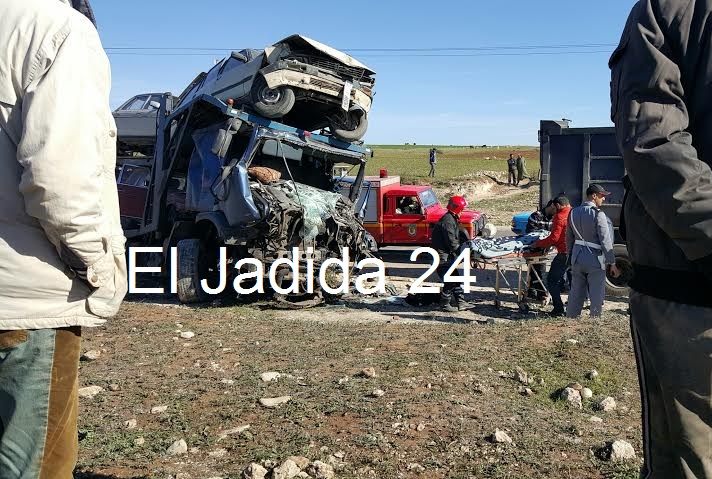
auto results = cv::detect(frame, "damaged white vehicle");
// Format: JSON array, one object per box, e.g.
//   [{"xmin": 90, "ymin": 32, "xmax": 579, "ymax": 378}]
[
  {"xmin": 120, "ymin": 94, "xmax": 375, "ymax": 307},
  {"xmin": 177, "ymin": 34, "xmax": 375, "ymax": 142}
]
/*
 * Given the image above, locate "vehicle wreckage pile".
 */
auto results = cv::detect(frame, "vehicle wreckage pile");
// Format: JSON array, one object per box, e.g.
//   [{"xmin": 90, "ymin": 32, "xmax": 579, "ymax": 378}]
[{"xmin": 114, "ymin": 35, "xmax": 378, "ymax": 306}]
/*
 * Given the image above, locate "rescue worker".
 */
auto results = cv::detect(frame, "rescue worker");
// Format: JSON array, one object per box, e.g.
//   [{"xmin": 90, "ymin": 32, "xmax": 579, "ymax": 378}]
[
  {"xmin": 611, "ymin": 1, "xmax": 712, "ymax": 475},
  {"xmin": 432, "ymin": 196, "xmax": 471, "ymax": 312},
  {"xmin": 531, "ymin": 196, "xmax": 571, "ymax": 316},
  {"xmin": 565, "ymin": 185, "xmax": 621, "ymax": 317},
  {"xmin": 526, "ymin": 200, "xmax": 555, "ymax": 300},
  {"xmin": 0, "ymin": 1, "xmax": 127, "ymax": 477},
  {"xmin": 507, "ymin": 154, "xmax": 517, "ymax": 185},
  {"xmin": 428, "ymin": 148, "xmax": 437, "ymax": 177}
]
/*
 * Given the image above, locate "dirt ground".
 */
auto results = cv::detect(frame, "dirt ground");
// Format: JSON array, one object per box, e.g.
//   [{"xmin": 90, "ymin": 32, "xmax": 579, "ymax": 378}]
[{"xmin": 74, "ymin": 179, "xmax": 641, "ymax": 479}]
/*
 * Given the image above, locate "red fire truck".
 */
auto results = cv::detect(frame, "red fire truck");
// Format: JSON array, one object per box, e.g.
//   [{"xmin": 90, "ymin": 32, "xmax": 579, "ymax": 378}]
[{"xmin": 341, "ymin": 170, "xmax": 487, "ymax": 247}]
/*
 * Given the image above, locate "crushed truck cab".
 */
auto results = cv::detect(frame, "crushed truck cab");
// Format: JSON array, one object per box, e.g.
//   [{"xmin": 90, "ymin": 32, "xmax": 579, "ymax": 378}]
[{"xmin": 340, "ymin": 174, "xmax": 487, "ymax": 247}]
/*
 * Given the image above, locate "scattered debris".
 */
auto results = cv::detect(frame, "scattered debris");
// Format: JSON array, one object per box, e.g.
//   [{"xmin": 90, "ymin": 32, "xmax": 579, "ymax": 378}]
[
  {"xmin": 597, "ymin": 396, "xmax": 617, "ymax": 412},
  {"xmin": 490, "ymin": 429, "xmax": 512, "ymax": 444},
  {"xmin": 78, "ymin": 386, "xmax": 103, "ymax": 399},
  {"xmin": 166, "ymin": 439, "xmax": 188, "ymax": 456},
  {"xmin": 259, "ymin": 396, "xmax": 292, "ymax": 408},
  {"xmin": 602, "ymin": 440, "xmax": 637, "ymax": 461},
  {"xmin": 360, "ymin": 367, "xmax": 377, "ymax": 378},
  {"xmin": 242, "ymin": 463, "xmax": 268, "ymax": 479},
  {"xmin": 80, "ymin": 350, "xmax": 102, "ymax": 362},
  {"xmin": 560, "ymin": 387, "xmax": 583, "ymax": 409},
  {"xmin": 260, "ymin": 371, "xmax": 282, "ymax": 382}
]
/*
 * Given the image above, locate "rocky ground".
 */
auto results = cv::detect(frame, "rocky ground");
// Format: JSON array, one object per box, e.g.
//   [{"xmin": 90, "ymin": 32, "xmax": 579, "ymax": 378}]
[{"xmin": 74, "ymin": 181, "xmax": 641, "ymax": 479}]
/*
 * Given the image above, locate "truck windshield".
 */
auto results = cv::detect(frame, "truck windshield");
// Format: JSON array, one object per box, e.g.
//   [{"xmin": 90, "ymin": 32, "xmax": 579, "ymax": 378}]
[{"xmin": 419, "ymin": 189, "xmax": 439, "ymax": 208}]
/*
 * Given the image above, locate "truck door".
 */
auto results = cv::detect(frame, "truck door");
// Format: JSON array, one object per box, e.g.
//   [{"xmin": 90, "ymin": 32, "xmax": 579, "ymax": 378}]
[
  {"xmin": 117, "ymin": 164, "xmax": 150, "ymax": 228},
  {"xmin": 383, "ymin": 194, "xmax": 426, "ymax": 244}
]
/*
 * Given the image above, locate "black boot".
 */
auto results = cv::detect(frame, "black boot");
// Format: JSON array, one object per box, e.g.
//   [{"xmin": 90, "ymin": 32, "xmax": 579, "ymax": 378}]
[
  {"xmin": 454, "ymin": 291, "xmax": 473, "ymax": 311},
  {"xmin": 440, "ymin": 295, "xmax": 457, "ymax": 312}
]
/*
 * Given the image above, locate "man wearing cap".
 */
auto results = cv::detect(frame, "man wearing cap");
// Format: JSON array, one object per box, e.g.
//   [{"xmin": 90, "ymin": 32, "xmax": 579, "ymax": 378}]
[
  {"xmin": 432, "ymin": 196, "xmax": 471, "ymax": 312},
  {"xmin": 565, "ymin": 185, "xmax": 620, "ymax": 317}
]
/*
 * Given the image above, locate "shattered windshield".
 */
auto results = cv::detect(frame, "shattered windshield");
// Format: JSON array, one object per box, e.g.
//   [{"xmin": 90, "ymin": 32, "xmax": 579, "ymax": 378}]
[{"xmin": 419, "ymin": 189, "xmax": 439, "ymax": 208}]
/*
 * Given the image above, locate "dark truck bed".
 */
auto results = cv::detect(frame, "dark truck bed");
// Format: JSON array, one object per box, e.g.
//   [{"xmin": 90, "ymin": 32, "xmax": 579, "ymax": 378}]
[{"xmin": 538, "ymin": 120, "xmax": 631, "ymax": 295}]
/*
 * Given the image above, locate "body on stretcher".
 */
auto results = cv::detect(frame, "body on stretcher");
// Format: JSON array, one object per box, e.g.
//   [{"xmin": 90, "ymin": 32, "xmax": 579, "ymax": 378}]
[{"xmin": 463, "ymin": 232, "xmax": 556, "ymax": 312}]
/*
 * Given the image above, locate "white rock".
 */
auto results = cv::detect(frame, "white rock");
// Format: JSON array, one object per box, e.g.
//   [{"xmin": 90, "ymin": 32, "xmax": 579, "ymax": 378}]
[
  {"xmin": 598, "ymin": 396, "xmax": 617, "ymax": 412},
  {"xmin": 259, "ymin": 396, "xmax": 292, "ymax": 408},
  {"xmin": 295, "ymin": 473, "xmax": 311, "ymax": 479},
  {"xmin": 582, "ymin": 388, "xmax": 593, "ymax": 399},
  {"xmin": 166, "ymin": 439, "xmax": 188, "ymax": 456},
  {"xmin": 218, "ymin": 425, "xmax": 250, "ymax": 440},
  {"xmin": 124, "ymin": 419, "xmax": 137, "ymax": 429},
  {"xmin": 408, "ymin": 362, "xmax": 419, "ymax": 367},
  {"xmin": 361, "ymin": 367, "xmax": 377, "ymax": 378},
  {"xmin": 208, "ymin": 448, "xmax": 228, "ymax": 458},
  {"xmin": 221, "ymin": 379, "xmax": 235, "ymax": 386},
  {"xmin": 81, "ymin": 350, "xmax": 102, "ymax": 361},
  {"xmin": 260, "ymin": 371, "xmax": 282, "ymax": 382},
  {"xmin": 180, "ymin": 331, "xmax": 195, "ymax": 339},
  {"xmin": 566, "ymin": 339, "xmax": 579, "ymax": 345},
  {"xmin": 108, "ymin": 383, "xmax": 120, "ymax": 391},
  {"xmin": 287, "ymin": 456, "xmax": 311, "ymax": 470},
  {"xmin": 273, "ymin": 459, "xmax": 301, "ymax": 479},
  {"xmin": 589, "ymin": 416, "xmax": 603, "ymax": 423},
  {"xmin": 560, "ymin": 387, "xmax": 583, "ymax": 409},
  {"xmin": 407, "ymin": 463, "xmax": 425, "ymax": 473},
  {"xmin": 370, "ymin": 389, "xmax": 385, "ymax": 398},
  {"xmin": 416, "ymin": 423, "xmax": 426, "ymax": 432},
  {"xmin": 607, "ymin": 440, "xmax": 637, "ymax": 461},
  {"xmin": 337, "ymin": 376, "xmax": 349, "ymax": 385},
  {"xmin": 306, "ymin": 461, "xmax": 335, "ymax": 479},
  {"xmin": 133, "ymin": 436, "xmax": 145, "ymax": 446},
  {"xmin": 242, "ymin": 463, "xmax": 268, "ymax": 479},
  {"xmin": 151, "ymin": 405, "xmax": 168, "ymax": 414},
  {"xmin": 586, "ymin": 369, "xmax": 600, "ymax": 380},
  {"xmin": 78, "ymin": 386, "xmax": 103, "ymax": 398},
  {"xmin": 491, "ymin": 428, "xmax": 512, "ymax": 444}
]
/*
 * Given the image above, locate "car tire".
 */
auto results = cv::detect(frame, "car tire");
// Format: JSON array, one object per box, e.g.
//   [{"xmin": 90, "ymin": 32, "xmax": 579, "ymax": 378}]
[
  {"xmin": 250, "ymin": 75, "xmax": 295, "ymax": 118},
  {"xmin": 605, "ymin": 243, "xmax": 632, "ymax": 297},
  {"xmin": 330, "ymin": 111, "xmax": 368, "ymax": 142},
  {"xmin": 176, "ymin": 238, "xmax": 211, "ymax": 304}
]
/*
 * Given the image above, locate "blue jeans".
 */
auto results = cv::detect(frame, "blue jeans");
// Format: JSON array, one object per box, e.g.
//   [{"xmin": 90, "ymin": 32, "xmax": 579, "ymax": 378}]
[{"xmin": 0, "ymin": 327, "xmax": 81, "ymax": 479}]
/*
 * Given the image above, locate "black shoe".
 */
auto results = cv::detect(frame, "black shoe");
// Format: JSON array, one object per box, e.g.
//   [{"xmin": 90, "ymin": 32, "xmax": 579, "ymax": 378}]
[
  {"xmin": 457, "ymin": 301, "xmax": 474, "ymax": 311},
  {"xmin": 548, "ymin": 309, "xmax": 565, "ymax": 317},
  {"xmin": 441, "ymin": 303, "xmax": 458, "ymax": 312}
]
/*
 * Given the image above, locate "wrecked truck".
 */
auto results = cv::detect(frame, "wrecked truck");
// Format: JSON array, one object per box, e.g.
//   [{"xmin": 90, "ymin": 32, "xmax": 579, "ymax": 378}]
[
  {"xmin": 118, "ymin": 93, "xmax": 374, "ymax": 306},
  {"xmin": 177, "ymin": 34, "xmax": 375, "ymax": 143}
]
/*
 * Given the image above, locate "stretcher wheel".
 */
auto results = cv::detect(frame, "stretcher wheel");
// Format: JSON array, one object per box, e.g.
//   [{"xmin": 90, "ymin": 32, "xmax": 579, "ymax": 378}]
[
  {"xmin": 518, "ymin": 302, "xmax": 530, "ymax": 313},
  {"xmin": 494, "ymin": 299, "xmax": 501, "ymax": 309}
]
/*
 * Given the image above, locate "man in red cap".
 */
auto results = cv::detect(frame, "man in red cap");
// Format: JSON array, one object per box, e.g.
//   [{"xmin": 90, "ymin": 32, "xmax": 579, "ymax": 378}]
[
  {"xmin": 432, "ymin": 196, "xmax": 470, "ymax": 311},
  {"xmin": 565, "ymin": 184, "xmax": 620, "ymax": 318}
]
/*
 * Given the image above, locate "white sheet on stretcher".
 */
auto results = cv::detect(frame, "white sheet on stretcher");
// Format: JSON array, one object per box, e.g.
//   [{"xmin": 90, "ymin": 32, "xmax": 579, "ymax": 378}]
[{"xmin": 463, "ymin": 231, "xmax": 550, "ymax": 260}]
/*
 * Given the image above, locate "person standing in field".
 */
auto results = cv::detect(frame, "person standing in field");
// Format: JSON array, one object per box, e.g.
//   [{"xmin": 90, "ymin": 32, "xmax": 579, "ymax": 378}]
[
  {"xmin": 515, "ymin": 154, "xmax": 527, "ymax": 185},
  {"xmin": 428, "ymin": 148, "xmax": 437, "ymax": 177},
  {"xmin": 507, "ymin": 153, "xmax": 517, "ymax": 185}
]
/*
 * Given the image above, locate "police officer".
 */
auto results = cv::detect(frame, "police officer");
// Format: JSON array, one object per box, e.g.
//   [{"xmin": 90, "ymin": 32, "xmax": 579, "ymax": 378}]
[
  {"xmin": 432, "ymin": 196, "xmax": 470, "ymax": 312},
  {"xmin": 565, "ymin": 184, "xmax": 621, "ymax": 318},
  {"xmin": 611, "ymin": 1, "xmax": 712, "ymax": 475}
]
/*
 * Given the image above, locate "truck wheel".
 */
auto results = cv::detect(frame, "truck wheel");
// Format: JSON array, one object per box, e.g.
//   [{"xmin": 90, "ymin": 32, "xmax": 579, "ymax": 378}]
[
  {"xmin": 605, "ymin": 244, "xmax": 632, "ymax": 297},
  {"xmin": 250, "ymin": 75, "xmax": 295, "ymax": 118},
  {"xmin": 176, "ymin": 238, "xmax": 211, "ymax": 304},
  {"xmin": 330, "ymin": 111, "xmax": 368, "ymax": 142}
]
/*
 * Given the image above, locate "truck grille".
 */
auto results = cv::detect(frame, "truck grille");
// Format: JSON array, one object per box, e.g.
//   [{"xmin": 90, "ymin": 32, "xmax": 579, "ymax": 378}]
[
  {"xmin": 303, "ymin": 56, "xmax": 369, "ymax": 81},
  {"xmin": 310, "ymin": 78, "xmax": 341, "ymax": 93}
]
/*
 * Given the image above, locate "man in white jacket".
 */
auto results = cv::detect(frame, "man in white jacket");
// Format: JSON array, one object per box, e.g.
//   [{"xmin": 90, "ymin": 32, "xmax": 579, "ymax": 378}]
[{"xmin": 0, "ymin": 0, "xmax": 127, "ymax": 476}]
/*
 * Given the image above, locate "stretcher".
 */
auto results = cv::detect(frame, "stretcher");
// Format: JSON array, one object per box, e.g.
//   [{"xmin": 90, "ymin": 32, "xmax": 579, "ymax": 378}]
[{"xmin": 471, "ymin": 250, "xmax": 557, "ymax": 313}]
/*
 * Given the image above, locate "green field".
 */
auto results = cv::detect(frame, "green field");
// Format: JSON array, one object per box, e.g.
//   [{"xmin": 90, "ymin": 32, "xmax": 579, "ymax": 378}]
[{"xmin": 364, "ymin": 145, "xmax": 539, "ymax": 185}]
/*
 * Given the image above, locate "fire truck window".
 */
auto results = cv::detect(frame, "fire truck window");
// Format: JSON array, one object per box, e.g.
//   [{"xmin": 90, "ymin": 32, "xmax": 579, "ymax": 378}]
[{"xmin": 396, "ymin": 196, "xmax": 421, "ymax": 215}]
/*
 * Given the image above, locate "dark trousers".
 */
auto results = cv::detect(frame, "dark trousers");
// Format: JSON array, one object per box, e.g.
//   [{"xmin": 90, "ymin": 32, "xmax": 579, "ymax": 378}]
[
  {"xmin": 429, "ymin": 163, "xmax": 436, "ymax": 177},
  {"xmin": 547, "ymin": 253, "xmax": 567, "ymax": 312},
  {"xmin": 528, "ymin": 263, "xmax": 546, "ymax": 298},
  {"xmin": 437, "ymin": 253, "xmax": 463, "ymax": 303},
  {"xmin": 508, "ymin": 169, "xmax": 516, "ymax": 185}
]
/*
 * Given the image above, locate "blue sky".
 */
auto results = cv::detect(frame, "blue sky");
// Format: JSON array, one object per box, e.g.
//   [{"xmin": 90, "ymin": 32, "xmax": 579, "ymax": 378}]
[{"xmin": 92, "ymin": 0, "xmax": 638, "ymax": 145}]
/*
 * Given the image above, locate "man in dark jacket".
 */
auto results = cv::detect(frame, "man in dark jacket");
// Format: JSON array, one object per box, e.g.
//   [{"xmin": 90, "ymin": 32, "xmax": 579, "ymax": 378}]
[
  {"xmin": 611, "ymin": 1, "xmax": 712, "ymax": 476},
  {"xmin": 526, "ymin": 200, "xmax": 555, "ymax": 299},
  {"xmin": 432, "ymin": 196, "xmax": 470, "ymax": 312}
]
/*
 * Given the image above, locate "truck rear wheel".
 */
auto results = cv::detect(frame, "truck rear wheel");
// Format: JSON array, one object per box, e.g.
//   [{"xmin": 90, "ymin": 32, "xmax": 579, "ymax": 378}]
[
  {"xmin": 176, "ymin": 238, "xmax": 211, "ymax": 304},
  {"xmin": 605, "ymin": 244, "xmax": 632, "ymax": 297}
]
